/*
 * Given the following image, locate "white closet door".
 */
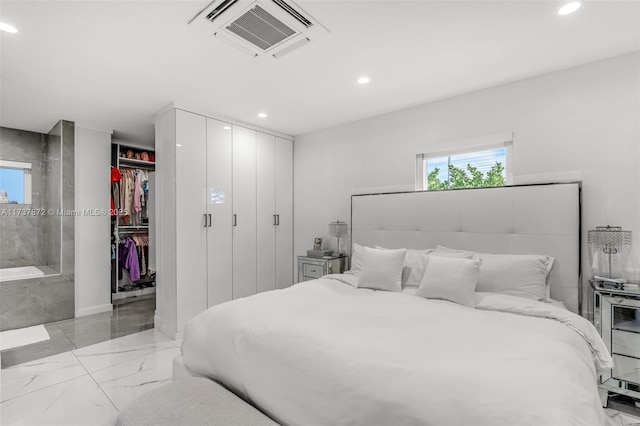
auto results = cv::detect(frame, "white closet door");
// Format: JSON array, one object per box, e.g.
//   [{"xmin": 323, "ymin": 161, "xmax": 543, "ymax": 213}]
[
  {"xmin": 232, "ymin": 126, "xmax": 257, "ymax": 299},
  {"xmin": 256, "ymin": 132, "xmax": 276, "ymax": 293},
  {"xmin": 175, "ymin": 110, "xmax": 208, "ymax": 326},
  {"xmin": 275, "ymin": 137, "xmax": 293, "ymax": 289},
  {"xmin": 206, "ymin": 118, "xmax": 233, "ymax": 307}
]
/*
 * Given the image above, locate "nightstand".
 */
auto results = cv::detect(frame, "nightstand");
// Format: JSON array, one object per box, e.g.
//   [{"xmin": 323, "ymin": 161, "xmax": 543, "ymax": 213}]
[
  {"xmin": 297, "ymin": 255, "xmax": 349, "ymax": 283},
  {"xmin": 591, "ymin": 279, "xmax": 640, "ymax": 407}
]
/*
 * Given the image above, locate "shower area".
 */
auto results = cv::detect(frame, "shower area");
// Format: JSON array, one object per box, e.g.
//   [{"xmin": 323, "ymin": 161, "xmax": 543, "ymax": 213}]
[{"xmin": 0, "ymin": 121, "xmax": 75, "ymax": 331}]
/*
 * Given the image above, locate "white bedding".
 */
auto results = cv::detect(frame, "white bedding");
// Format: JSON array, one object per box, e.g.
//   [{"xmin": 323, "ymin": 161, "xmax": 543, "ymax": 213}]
[{"xmin": 182, "ymin": 276, "xmax": 611, "ymax": 426}]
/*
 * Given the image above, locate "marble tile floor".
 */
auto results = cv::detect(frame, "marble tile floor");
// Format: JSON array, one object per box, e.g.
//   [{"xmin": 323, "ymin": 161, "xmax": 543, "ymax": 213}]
[
  {"xmin": 1, "ymin": 296, "xmax": 155, "ymax": 369},
  {"xmin": 0, "ymin": 328, "xmax": 180, "ymax": 425}
]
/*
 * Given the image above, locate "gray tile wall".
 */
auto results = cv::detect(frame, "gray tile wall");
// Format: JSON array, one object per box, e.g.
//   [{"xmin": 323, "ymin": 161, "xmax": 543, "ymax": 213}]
[
  {"xmin": 0, "ymin": 127, "xmax": 47, "ymax": 268},
  {"xmin": 43, "ymin": 122, "xmax": 62, "ymax": 272},
  {"xmin": 61, "ymin": 121, "xmax": 74, "ymax": 278},
  {"xmin": 0, "ymin": 121, "xmax": 75, "ymax": 331}
]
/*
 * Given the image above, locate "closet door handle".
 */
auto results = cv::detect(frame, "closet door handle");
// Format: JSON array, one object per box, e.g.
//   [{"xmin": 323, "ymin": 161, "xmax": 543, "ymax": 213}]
[
  {"xmin": 233, "ymin": 214, "xmax": 237, "ymax": 227},
  {"xmin": 273, "ymin": 214, "xmax": 277, "ymax": 226},
  {"xmin": 208, "ymin": 214, "xmax": 212, "ymax": 227},
  {"xmin": 203, "ymin": 214, "xmax": 207, "ymax": 228},
  {"xmin": 276, "ymin": 214, "xmax": 280, "ymax": 226}
]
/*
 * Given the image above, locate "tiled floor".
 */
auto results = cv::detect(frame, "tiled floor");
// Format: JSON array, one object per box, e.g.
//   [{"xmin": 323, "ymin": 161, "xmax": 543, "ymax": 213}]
[
  {"xmin": 1, "ymin": 296, "xmax": 155, "ymax": 369},
  {"xmin": 0, "ymin": 329, "xmax": 180, "ymax": 425}
]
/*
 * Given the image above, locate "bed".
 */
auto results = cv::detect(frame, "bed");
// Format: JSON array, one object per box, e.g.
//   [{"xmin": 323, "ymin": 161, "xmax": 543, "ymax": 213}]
[{"xmin": 179, "ymin": 182, "xmax": 613, "ymax": 425}]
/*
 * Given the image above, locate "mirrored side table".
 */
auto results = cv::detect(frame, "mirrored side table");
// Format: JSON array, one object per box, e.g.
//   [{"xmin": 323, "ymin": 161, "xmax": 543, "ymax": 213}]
[
  {"xmin": 297, "ymin": 255, "xmax": 349, "ymax": 283},
  {"xmin": 591, "ymin": 279, "xmax": 640, "ymax": 408}
]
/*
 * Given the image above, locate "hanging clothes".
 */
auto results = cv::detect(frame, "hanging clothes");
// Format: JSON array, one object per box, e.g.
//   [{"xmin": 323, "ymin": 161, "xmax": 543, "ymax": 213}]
[
  {"xmin": 124, "ymin": 237, "xmax": 140, "ymax": 282},
  {"xmin": 118, "ymin": 241, "xmax": 127, "ymax": 280},
  {"xmin": 118, "ymin": 168, "xmax": 150, "ymax": 226},
  {"xmin": 111, "ymin": 167, "xmax": 121, "ymax": 214},
  {"xmin": 133, "ymin": 170, "xmax": 142, "ymax": 213}
]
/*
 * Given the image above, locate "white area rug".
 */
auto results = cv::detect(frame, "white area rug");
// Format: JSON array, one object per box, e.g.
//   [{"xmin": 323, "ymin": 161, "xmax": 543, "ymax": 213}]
[{"xmin": 0, "ymin": 325, "xmax": 50, "ymax": 351}]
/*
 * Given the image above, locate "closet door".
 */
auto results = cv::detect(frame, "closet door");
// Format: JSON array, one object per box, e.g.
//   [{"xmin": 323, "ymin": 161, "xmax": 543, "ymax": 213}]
[
  {"xmin": 175, "ymin": 110, "xmax": 208, "ymax": 326},
  {"xmin": 256, "ymin": 132, "xmax": 276, "ymax": 293},
  {"xmin": 232, "ymin": 126, "xmax": 257, "ymax": 299},
  {"xmin": 206, "ymin": 118, "xmax": 233, "ymax": 307},
  {"xmin": 275, "ymin": 137, "xmax": 293, "ymax": 289}
]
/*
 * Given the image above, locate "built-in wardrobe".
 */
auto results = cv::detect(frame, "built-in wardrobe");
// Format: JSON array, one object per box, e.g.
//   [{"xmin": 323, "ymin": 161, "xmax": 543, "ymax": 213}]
[{"xmin": 155, "ymin": 108, "xmax": 293, "ymax": 336}]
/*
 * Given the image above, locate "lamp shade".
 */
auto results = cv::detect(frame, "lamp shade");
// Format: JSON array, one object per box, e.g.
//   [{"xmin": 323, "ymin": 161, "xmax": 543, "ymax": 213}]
[
  {"xmin": 328, "ymin": 221, "xmax": 348, "ymax": 237},
  {"xmin": 587, "ymin": 225, "xmax": 632, "ymax": 278}
]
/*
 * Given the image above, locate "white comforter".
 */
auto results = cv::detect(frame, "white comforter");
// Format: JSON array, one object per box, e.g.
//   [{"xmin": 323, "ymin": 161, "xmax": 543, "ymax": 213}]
[{"xmin": 182, "ymin": 276, "xmax": 611, "ymax": 426}]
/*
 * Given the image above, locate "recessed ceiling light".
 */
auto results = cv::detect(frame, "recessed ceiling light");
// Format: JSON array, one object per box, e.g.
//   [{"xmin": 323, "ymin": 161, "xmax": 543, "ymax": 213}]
[
  {"xmin": 558, "ymin": 1, "xmax": 581, "ymax": 15},
  {"xmin": 357, "ymin": 76, "xmax": 371, "ymax": 85},
  {"xmin": 257, "ymin": 113, "xmax": 268, "ymax": 118},
  {"xmin": 176, "ymin": 144, "xmax": 182, "ymax": 147},
  {"xmin": 0, "ymin": 22, "xmax": 18, "ymax": 33},
  {"xmin": 223, "ymin": 126, "xmax": 231, "ymax": 130}
]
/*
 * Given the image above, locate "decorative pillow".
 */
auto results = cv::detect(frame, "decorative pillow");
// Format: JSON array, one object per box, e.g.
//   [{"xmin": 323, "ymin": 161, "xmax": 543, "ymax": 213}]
[
  {"xmin": 475, "ymin": 253, "xmax": 554, "ymax": 301},
  {"xmin": 433, "ymin": 245, "xmax": 475, "ymax": 259},
  {"xmin": 375, "ymin": 246, "xmax": 432, "ymax": 288},
  {"xmin": 350, "ymin": 243, "xmax": 366, "ymax": 274},
  {"xmin": 357, "ymin": 247, "xmax": 407, "ymax": 292},
  {"xmin": 416, "ymin": 255, "xmax": 482, "ymax": 307}
]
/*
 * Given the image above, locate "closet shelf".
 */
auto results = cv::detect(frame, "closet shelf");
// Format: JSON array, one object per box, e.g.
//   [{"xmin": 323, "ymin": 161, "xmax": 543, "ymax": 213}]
[{"xmin": 119, "ymin": 157, "xmax": 156, "ymax": 168}]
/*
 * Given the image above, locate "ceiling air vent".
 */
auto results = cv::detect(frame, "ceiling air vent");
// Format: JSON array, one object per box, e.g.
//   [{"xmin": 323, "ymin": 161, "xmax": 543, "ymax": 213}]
[
  {"xmin": 227, "ymin": 5, "xmax": 296, "ymax": 51},
  {"xmin": 189, "ymin": 0, "xmax": 329, "ymax": 58}
]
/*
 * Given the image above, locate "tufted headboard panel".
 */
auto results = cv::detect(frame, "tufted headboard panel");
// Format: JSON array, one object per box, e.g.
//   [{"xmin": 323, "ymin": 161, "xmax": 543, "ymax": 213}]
[{"xmin": 351, "ymin": 182, "xmax": 582, "ymax": 313}]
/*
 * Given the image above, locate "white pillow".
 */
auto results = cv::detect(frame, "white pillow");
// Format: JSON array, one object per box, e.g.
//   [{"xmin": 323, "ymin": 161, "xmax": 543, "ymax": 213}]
[
  {"xmin": 475, "ymin": 253, "xmax": 554, "ymax": 301},
  {"xmin": 416, "ymin": 255, "xmax": 481, "ymax": 307},
  {"xmin": 375, "ymin": 246, "xmax": 432, "ymax": 288},
  {"xmin": 350, "ymin": 243, "xmax": 366, "ymax": 274},
  {"xmin": 357, "ymin": 247, "xmax": 407, "ymax": 292},
  {"xmin": 433, "ymin": 245, "xmax": 475, "ymax": 259}
]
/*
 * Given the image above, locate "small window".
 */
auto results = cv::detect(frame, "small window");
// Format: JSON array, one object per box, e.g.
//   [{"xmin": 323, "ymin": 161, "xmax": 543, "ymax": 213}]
[
  {"xmin": 0, "ymin": 160, "xmax": 32, "ymax": 204},
  {"xmin": 416, "ymin": 136, "xmax": 513, "ymax": 191}
]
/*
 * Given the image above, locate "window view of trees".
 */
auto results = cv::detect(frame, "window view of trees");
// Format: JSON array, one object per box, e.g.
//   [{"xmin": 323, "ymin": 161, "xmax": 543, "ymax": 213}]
[
  {"xmin": 427, "ymin": 162, "xmax": 505, "ymax": 190},
  {"xmin": 424, "ymin": 147, "xmax": 507, "ymax": 191}
]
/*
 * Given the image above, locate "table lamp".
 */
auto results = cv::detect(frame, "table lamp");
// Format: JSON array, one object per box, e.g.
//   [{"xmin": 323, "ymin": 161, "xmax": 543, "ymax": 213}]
[
  {"xmin": 328, "ymin": 221, "xmax": 348, "ymax": 256},
  {"xmin": 587, "ymin": 225, "xmax": 632, "ymax": 280}
]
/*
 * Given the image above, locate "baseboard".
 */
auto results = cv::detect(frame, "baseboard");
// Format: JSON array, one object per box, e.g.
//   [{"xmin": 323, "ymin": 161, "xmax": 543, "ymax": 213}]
[
  {"xmin": 155, "ymin": 315, "xmax": 184, "ymax": 341},
  {"xmin": 75, "ymin": 303, "xmax": 113, "ymax": 317}
]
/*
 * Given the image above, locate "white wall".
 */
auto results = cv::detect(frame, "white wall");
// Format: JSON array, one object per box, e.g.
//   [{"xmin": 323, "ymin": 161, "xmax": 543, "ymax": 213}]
[
  {"xmin": 74, "ymin": 127, "xmax": 113, "ymax": 316},
  {"xmin": 294, "ymin": 53, "xmax": 640, "ymax": 287}
]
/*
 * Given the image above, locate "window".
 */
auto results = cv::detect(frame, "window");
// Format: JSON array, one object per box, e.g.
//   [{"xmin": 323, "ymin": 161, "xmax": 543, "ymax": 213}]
[
  {"xmin": 415, "ymin": 134, "xmax": 513, "ymax": 191},
  {"xmin": 0, "ymin": 160, "xmax": 32, "ymax": 204}
]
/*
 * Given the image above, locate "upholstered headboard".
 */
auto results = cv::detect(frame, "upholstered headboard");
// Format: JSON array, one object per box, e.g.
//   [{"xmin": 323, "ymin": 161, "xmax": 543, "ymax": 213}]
[{"xmin": 351, "ymin": 182, "xmax": 582, "ymax": 313}]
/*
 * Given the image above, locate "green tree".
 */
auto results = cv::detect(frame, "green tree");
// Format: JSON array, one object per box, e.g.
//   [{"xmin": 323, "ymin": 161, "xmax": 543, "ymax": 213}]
[
  {"xmin": 483, "ymin": 162, "xmax": 505, "ymax": 187},
  {"xmin": 427, "ymin": 168, "xmax": 447, "ymax": 190},
  {"xmin": 427, "ymin": 162, "xmax": 505, "ymax": 190}
]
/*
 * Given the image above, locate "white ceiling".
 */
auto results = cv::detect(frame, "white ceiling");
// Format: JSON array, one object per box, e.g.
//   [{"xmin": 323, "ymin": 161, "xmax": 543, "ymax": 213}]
[{"xmin": 1, "ymin": 1, "xmax": 639, "ymax": 144}]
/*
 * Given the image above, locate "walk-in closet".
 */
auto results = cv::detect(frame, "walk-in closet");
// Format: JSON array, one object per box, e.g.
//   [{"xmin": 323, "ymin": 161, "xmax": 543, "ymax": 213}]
[{"xmin": 110, "ymin": 143, "xmax": 156, "ymax": 302}]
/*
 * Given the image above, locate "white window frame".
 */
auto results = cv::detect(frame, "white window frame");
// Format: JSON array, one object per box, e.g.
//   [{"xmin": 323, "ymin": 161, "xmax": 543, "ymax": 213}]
[
  {"xmin": 415, "ymin": 132, "xmax": 514, "ymax": 191},
  {"xmin": 0, "ymin": 160, "xmax": 33, "ymax": 204}
]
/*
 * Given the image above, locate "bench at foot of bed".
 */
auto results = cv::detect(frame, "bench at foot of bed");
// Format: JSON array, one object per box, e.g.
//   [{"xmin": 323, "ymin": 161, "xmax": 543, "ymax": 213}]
[{"xmin": 116, "ymin": 377, "xmax": 279, "ymax": 426}]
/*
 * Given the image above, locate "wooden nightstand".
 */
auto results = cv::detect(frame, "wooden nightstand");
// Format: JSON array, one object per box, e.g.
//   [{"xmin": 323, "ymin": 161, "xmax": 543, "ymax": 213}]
[
  {"xmin": 297, "ymin": 255, "xmax": 349, "ymax": 283},
  {"xmin": 591, "ymin": 279, "xmax": 640, "ymax": 408}
]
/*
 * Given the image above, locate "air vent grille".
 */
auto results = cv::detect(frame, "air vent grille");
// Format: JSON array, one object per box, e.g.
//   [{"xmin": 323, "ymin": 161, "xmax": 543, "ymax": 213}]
[
  {"xmin": 206, "ymin": 0, "xmax": 239, "ymax": 22},
  {"xmin": 272, "ymin": 0, "xmax": 312, "ymax": 28},
  {"xmin": 226, "ymin": 5, "xmax": 296, "ymax": 51}
]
